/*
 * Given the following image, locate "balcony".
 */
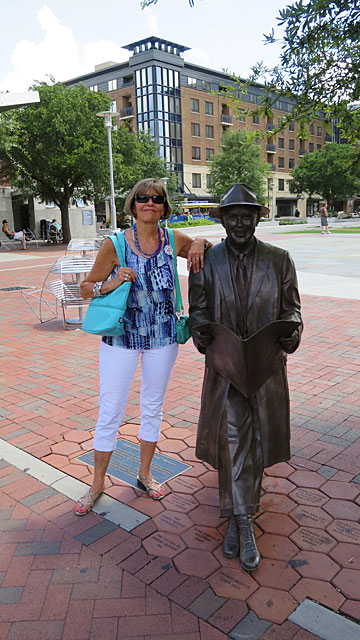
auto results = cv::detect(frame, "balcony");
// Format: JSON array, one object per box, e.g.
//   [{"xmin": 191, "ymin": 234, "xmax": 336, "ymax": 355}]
[
  {"xmin": 266, "ymin": 144, "xmax": 276, "ymax": 153},
  {"xmin": 221, "ymin": 114, "xmax": 233, "ymax": 126},
  {"xmin": 119, "ymin": 107, "xmax": 134, "ymax": 119}
]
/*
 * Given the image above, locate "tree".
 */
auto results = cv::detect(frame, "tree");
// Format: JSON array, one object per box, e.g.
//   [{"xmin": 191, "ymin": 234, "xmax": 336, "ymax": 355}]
[
  {"xmin": 0, "ymin": 81, "xmax": 110, "ymax": 243},
  {"xmin": 236, "ymin": 1, "xmax": 360, "ymax": 142},
  {"xmin": 141, "ymin": 0, "xmax": 195, "ymax": 7},
  {"xmin": 208, "ymin": 129, "xmax": 271, "ymax": 205},
  {"xmin": 288, "ymin": 143, "xmax": 360, "ymax": 210}
]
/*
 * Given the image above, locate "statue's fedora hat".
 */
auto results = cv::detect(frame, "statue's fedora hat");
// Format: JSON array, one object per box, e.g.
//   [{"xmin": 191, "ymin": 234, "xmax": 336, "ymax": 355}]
[{"xmin": 212, "ymin": 183, "xmax": 269, "ymax": 219}]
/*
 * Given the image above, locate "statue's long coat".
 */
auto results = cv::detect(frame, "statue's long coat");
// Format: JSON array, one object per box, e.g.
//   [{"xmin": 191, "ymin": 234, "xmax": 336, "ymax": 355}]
[{"xmin": 188, "ymin": 237, "xmax": 302, "ymax": 470}]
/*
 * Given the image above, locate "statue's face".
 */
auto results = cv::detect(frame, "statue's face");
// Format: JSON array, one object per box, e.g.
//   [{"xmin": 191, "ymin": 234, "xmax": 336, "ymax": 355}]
[{"xmin": 221, "ymin": 205, "xmax": 260, "ymax": 251}]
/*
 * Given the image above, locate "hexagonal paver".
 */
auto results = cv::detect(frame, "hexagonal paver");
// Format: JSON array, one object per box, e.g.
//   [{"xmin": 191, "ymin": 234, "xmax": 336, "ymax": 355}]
[
  {"xmin": 289, "ymin": 487, "xmax": 328, "ymax": 507},
  {"xmin": 188, "ymin": 505, "xmax": 225, "ymax": 528},
  {"xmin": 290, "ymin": 470, "xmax": 326, "ymax": 489},
  {"xmin": 51, "ymin": 441, "xmax": 81, "ymax": 455},
  {"xmin": 167, "ymin": 476, "xmax": 203, "ymax": 494},
  {"xmin": 181, "ymin": 526, "xmax": 222, "ymax": 552},
  {"xmin": 341, "ymin": 600, "xmax": 360, "ymax": 623},
  {"xmin": 161, "ymin": 493, "xmax": 198, "ymax": 514},
  {"xmin": 153, "ymin": 510, "xmax": 192, "ymax": 535},
  {"xmin": 291, "ymin": 578, "xmax": 345, "ymax": 610},
  {"xmin": 262, "ymin": 477, "xmax": 296, "ymax": 494},
  {"xmin": 289, "ymin": 551, "xmax": 340, "ymax": 581},
  {"xmin": 264, "ymin": 462, "xmax": 295, "ymax": 478},
  {"xmin": 290, "ymin": 527, "xmax": 337, "ymax": 553},
  {"xmin": 63, "ymin": 429, "xmax": 92, "ymax": 443},
  {"xmin": 208, "ymin": 566, "xmax": 258, "ymax": 600},
  {"xmin": 200, "ymin": 471, "xmax": 219, "ymax": 488},
  {"xmin": 157, "ymin": 439, "xmax": 186, "ymax": 454},
  {"xmin": 193, "ymin": 487, "xmax": 219, "ymax": 507},
  {"xmin": 256, "ymin": 512, "xmax": 298, "ymax": 537},
  {"xmin": 327, "ymin": 519, "xmax": 360, "ymax": 544},
  {"xmin": 257, "ymin": 534, "xmax": 299, "ymax": 562},
  {"xmin": 260, "ymin": 494, "xmax": 297, "ymax": 514},
  {"xmin": 323, "ymin": 499, "xmax": 360, "ymax": 521},
  {"xmin": 290, "ymin": 505, "xmax": 332, "ymax": 529},
  {"xmin": 330, "ymin": 543, "xmax": 360, "ymax": 570},
  {"xmin": 174, "ymin": 549, "xmax": 220, "ymax": 578},
  {"xmin": 253, "ymin": 559, "xmax": 300, "ymax": 590},
  {"xmin": 143, "ymin": 531, "xmax": 185, "ymax": 558},
  {"xmin": 247, "ymin": 587, "xmax": 297, "ymax": 624},
  {"xmin": 321, "ymin": 481, "xmax": 359, "ymax": 500},
  {"xmin": 332, "ymin": 568, "xmax": 360, "ymax": 600}
]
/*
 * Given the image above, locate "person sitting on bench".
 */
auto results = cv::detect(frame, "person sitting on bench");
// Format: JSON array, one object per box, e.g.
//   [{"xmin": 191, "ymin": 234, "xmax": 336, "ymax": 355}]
[{"xmin": 2, "ymin": 220, "xmax": 31, "ymax": 250}]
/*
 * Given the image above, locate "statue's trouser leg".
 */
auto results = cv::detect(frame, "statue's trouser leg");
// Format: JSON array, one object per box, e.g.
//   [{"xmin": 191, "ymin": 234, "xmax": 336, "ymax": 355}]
[{"xmin": 218, "ymin": 386, "xmax": 264, "ymax": 518}]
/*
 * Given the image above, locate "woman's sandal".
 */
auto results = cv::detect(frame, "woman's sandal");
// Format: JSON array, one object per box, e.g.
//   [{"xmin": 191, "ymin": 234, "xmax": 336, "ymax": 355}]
[
  {"xmin": 74, "ymin": 488, "xmax": 103, "ymax": 516},
  {"xmin": 137, "ymin": 475, "xmax": 166, "ymax": 500}
]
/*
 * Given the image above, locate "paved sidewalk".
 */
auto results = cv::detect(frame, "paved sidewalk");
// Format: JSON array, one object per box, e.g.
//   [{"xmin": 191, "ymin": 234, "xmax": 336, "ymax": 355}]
[{"xmin": 0, "ymin": 237, "xmax": 359, "ymax": 639}]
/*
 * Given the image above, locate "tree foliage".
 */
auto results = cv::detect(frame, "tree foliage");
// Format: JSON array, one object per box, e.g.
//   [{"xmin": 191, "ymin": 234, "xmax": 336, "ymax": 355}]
[
  {"xmin": 0, "ymin": 81, "xmax": 110, "ymax": 242},
  {"xmin": 112, "ymin": 124, "xmax": 176, "ymax": 222},
  {"xmin": 228, "ymin": 1, "xmax": 360, "ymax": 142},
  {"xmin": 288, "ymin": 142, "xmax": 360, "ymax": 209},
  {"xmin": 208, "ymin": 129, "xmax": 271, "ymax": 204},
  {"xmin": 141, "ymin": 0, "xmax": 195, "ymax": 7}
]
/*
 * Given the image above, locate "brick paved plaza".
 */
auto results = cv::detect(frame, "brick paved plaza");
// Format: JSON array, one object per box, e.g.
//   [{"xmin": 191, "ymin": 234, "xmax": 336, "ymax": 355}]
[{"xmin": 0, "ymin": 229, "xmax": 359, "ymax": 639}]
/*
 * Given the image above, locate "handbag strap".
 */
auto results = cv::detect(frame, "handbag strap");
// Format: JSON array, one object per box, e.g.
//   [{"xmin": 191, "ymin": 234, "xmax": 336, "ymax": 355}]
[
  {"xmin": 110, "ymin": 232, "xmax": 127, "ymax": 267},
  {"xmin": 168, "ymin": 229, "xmax": 184, "ymax": 314}
]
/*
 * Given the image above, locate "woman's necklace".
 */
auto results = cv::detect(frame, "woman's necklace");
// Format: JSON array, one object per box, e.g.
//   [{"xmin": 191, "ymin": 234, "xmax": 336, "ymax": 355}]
[{"xmin": 132, "ymin": 223, "xmax": 162, "ymax": 258}]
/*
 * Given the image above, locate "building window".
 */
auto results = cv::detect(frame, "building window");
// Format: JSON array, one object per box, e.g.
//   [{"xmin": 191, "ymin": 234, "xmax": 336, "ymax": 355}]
[
  {"xmin": 201, "ymin": 80, "xmax": 211, "ymax": 92},
  {"xmin": 108, "ymin": 79, "xmax": 117, "ymax": 91},
  {"xmin": 205, "ymin": 124, "xmax": 214, "ymax": 138},
  {"xmin": 205, "ymin": 101, "xmax": 214, "ymax": 116},
  {"xmin": 289, "ymin": 139, "xmax": 295, "ymax": 150},
  {"xmin": 192, "ymin": 146, "xmax": 201, "ymax": 160},
  {"xmin": 238, "ymin": 110, "xmax": 245, "ymax": 122},
  {"xmin": 252, "ymin": 114, "xmax": 259, "ymax": 124},
  {"xmin": 309, "ymin": 142, "xmax": 314, "ymax": 152},
  {"xmin": 191, "ymin": 122, "xmax": 200, "ymax": 137},
  {"xmin": 206, "ymin": 174, "xmax": 213, "ymax": 189},
  {"xmin": 278, "ymin": 137, "xmax": 285, "ymax": 149},
  {"xmin": 309, "ymin": 124, "xmax": 314, "ymax": 135},
  {"xmin": 278, "ymin": 157, "xmax": 285, "ymax": 168},
  {"xmin": 192, "ymin": 173, "xmax": 201, "ymax": 188},
  {"xmin": 289, "ymin": 158, "xmax": 295, "ymax": 169},
  {"xmin": 206, "ymin": 148, "xmax": 214, "ymax": 161},
  {"xmin": 317, "ymin": 144, "xmax": 322, "ymax": 150},
  {"xmin": 111, "ymin": 100, "xmax": 117, "ymax": 112},
  {"xmin": 278, "ymin": 178, "xmax": 285, "ymax": 191},
  {"xmin": 317, "ymin": 125, "xmax": 323, "ymax": 136},
  {"xmin": 89, "ymin": 84, "xmax": 98, "ymax": 92},
  {"xmin": 190, "ymin": 98, "xmax": 200, "ymax": 113},
  {"xmin": 289, "ymin": 120, "xmax": 295, "ymax": 131},
  {"xmin": 188, "ymin": 77, "xmax": 197, "ymax": 87}
]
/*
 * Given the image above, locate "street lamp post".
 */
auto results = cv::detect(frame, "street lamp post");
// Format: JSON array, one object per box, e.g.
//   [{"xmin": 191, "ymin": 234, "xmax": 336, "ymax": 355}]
[
  {"xmin": 161, "ymin": 177, "xmax": 169, "ymax": 229},
  {"xmin": 97, "ymin": 110, "xmax": 119, "ymax": 231}
]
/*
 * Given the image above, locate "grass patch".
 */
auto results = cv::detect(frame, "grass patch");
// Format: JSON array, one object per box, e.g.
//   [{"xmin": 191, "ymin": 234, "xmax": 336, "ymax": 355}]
[{"xmin": 284, "ymin": 227, "xmax": 360, "ymax": 234}]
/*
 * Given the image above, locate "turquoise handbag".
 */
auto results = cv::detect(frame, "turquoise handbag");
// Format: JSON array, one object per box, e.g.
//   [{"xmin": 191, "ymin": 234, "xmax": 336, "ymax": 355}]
[
  {"xmin": 168, "ymin": 229, "xmax": 191, "ymax": 344},
  {"xmin": 82, "ymin": 232, "xmax": 131, "ymax": 336}
]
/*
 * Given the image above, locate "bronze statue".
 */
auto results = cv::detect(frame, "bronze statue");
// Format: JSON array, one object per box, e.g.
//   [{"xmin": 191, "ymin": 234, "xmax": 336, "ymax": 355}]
[{"xmin": 188, "ymin": 184, "xmax": 303, "ymax": 572}]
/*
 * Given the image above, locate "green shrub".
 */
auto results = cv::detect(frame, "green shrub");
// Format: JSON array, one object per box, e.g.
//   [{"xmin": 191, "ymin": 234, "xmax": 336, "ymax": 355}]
[
  {"xmin": 279, "ymin": 219, "xmax": 307, "ymax": 225},
  {"xmin": 162, "ymin": 219, "xmax": 217, "ymax": 228}
]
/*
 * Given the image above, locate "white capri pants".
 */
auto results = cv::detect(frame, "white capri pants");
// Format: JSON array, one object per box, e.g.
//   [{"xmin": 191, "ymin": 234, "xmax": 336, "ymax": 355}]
[
  {"xmin": 13, "ymin": 231, "xmax": 24, "ymax": 241},
  {"xmin": 93, "ymin": 340, "xmax": 178, "ymax": 451}
]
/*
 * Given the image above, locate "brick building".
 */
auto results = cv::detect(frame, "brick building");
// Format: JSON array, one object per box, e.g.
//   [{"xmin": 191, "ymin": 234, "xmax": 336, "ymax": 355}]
[{"xmin": 65, "ymin": 36, "xmax": 331, "ymax": 219}]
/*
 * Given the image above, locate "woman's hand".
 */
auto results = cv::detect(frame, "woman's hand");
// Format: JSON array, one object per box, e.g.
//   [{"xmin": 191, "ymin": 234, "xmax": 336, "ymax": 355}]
[
  {"xmin": 112, "ymin": 267, "xmax": 137, "ymax": 288},
  {"xmin": 187, "ymin": 238, "xmax": 210, "ymax": 273}
]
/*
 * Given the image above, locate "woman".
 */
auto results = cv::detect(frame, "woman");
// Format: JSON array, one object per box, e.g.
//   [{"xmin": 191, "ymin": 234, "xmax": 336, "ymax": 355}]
[{"xmin": 74, "ymin": 178, "xmax": 209, "ymax": 515}]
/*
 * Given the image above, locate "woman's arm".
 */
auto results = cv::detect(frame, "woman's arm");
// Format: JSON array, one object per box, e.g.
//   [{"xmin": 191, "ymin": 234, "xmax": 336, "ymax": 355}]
[
  {"xmin": 80, "ymin": 238, "xmax": 136, "ymax": 299},
  {"xmin": 173, "ymin": 230, "xmax": 211, "ymax": 273}
]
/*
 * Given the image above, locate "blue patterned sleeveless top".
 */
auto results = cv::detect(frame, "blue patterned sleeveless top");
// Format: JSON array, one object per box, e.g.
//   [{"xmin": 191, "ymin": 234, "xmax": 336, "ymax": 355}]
[{"xmin": 102, "ymin": 228, "xmax": 176, "ymax": 349}]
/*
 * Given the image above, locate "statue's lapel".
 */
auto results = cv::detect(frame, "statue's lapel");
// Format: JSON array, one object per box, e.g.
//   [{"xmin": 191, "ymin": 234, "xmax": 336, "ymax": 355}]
[
  {"xmin": 247, "ymin": 239, "xmax": 271, "ymax": 312},
  {"xmin": 213, "ymin": 240, "xmax": 237, "ymax": 330}
]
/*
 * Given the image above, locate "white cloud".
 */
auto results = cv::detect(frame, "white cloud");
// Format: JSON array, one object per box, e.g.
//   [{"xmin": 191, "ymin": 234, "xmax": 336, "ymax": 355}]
[{"xmin": 0, "ymin": 4, "xmax": 128, "ymax": 92}]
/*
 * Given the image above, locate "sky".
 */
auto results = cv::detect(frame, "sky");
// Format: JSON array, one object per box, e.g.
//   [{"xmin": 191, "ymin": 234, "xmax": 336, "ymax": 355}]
[{"xmin": 0, "ymin": 0, "xmax": 288, "ymax": 93}]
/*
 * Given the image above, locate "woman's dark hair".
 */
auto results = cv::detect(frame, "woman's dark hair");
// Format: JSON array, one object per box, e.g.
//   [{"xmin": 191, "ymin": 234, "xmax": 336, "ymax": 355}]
[{"xmin": 124, "ymin": 178, "xmax": 172, "ymax": 220}]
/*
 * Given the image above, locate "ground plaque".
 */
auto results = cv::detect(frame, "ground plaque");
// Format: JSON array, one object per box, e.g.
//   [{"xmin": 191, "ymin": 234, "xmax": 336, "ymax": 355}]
[{"xmin": 78, "ymin": 438, "xmax": 190, "ymax": 489}]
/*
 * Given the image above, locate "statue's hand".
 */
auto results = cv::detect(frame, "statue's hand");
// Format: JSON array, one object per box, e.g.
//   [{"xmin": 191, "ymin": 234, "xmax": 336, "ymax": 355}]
[
  {"xmin": 194, "ymin": 330, "xmax": 213, "ymax": 352},
  {"xmin": 278, "ymin": 330, "xmax": 298, "ymax": 353}
]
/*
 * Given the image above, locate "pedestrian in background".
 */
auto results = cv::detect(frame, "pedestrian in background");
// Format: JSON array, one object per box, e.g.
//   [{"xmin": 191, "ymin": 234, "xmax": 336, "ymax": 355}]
[{"xmin": 319, "ymin": 202, "xmax": 330, "ymax": 234}]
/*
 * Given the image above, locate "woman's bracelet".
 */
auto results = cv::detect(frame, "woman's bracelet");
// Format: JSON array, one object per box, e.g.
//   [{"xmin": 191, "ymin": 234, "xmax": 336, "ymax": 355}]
[{"xmin": 93, "ymin": 281, "xmax": 104, "ymax": 297}]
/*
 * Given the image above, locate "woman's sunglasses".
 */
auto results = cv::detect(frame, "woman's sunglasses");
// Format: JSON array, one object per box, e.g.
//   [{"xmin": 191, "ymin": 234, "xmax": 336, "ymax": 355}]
[{"xmin": 134, "ymin": 194, "xmax": 165, "ymax": 204}]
